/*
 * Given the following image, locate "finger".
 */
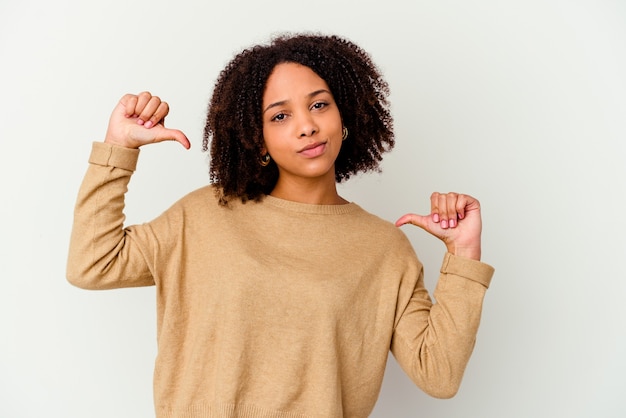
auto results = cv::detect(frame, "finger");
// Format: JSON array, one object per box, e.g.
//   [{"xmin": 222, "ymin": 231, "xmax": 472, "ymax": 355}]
[
  {"xmin": 137, "ymin": 95, "xmax": 161, "ymax": 126},
  {"xmin": 135, "ymin": 91, "xmax": 154, "ymax": 123},
  {"xmin": 144, "ymin": 101, "xmax": 169, "ymax": 129},
  {"xmin": 152, "ymin": 127, "xmax": 191, "ymax": 149},
  {"xmin": 444, "ymin": 193, "xmax": 460, "ymax": 228},
  {"xmin": 430, "ymin": 192, "xmax": 441, "ymax": 223},
  {"xmin": 455, "ymin": 194, "xmax": 468, "ymax": 221},
  {"xmin": 438, "ymin": 193, "xmax": 451, "ymax": 228},
  {"xmin": 395, "ymin": 213, "xmax": 429, "ymax": 229},
  {"xmin": 431, "ymin": 192, "xmax": 461, "ymax": 229},
  {"xmin": 121, "ymin": 94, "xmax": 139, "ymax": 118}
]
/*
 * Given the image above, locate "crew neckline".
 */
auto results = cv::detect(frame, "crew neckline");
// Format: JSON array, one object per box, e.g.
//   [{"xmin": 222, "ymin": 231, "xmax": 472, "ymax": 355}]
[{"xmin": 263, "ymin": 194, "xmax": 360, "ymax": 215}]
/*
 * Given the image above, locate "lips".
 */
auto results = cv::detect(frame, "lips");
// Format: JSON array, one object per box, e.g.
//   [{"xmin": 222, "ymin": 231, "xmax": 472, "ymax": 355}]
[{"xmin": 298, "ymin": 141, "xmax": 327, "ymax": 157}]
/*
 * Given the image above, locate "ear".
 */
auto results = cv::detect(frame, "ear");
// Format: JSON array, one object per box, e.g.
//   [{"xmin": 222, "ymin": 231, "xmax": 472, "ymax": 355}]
[{"xmin": 259, "ymin": 136, "xmax": 269, "ymax": 154}]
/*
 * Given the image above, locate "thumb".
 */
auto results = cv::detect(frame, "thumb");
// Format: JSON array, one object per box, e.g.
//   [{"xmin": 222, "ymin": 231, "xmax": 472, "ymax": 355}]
[
  {"xmin": 395, "ymin": 213, "xmax": 430, "ymax": 230},
  {"xmin": 151, "ymin": 126, "xmax": 191, "ymax": 149}
]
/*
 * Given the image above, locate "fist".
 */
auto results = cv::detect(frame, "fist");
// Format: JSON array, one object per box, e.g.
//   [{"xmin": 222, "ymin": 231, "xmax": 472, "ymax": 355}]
[
  {"xmin": 396, "ymin": 192, "xmax": 483, "ymax": 260},
  {"xmin": 104, "ymin": 91, "xmax": 190, "ymax": 149}
]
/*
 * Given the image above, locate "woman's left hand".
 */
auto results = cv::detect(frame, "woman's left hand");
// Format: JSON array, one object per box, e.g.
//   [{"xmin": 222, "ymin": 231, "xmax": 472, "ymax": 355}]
[{"xmin": 395, "ymin": 192, "xmax": 483, "ymax": 260}]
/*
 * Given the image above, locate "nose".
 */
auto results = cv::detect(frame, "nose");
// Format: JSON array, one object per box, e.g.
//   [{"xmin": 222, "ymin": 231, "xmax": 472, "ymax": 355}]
[{"xmin": 297, "ymin": 112, "xmax": 318, "ymax": 138}]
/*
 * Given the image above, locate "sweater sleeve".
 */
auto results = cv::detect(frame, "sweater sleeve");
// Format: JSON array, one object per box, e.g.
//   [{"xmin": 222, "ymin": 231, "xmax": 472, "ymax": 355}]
[
  {"xmin": 66, "ymin": 142, "xmax": 155, "ymax": 290},
  {"xmin": 390, "ymin": 252, "xmax": 494, "ymax": 399}
]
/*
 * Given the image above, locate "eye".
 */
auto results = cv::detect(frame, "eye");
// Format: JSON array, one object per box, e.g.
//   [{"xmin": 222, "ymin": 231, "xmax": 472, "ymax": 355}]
[
  {"xmin": 271, "ymin": 112, "xmax": 287, "ymax": 122},
  {"xmin": 311, "ymin": 101, "xmax": 328, "ymax": 110}
]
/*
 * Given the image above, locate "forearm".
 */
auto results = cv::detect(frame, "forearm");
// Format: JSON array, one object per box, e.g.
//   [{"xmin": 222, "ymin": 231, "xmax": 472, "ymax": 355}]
[
  {"xmin": 66, "ymin": 142, "xmax": 153, "ymax": 289},
  {"xmin": 392, "ymin": 253, "xmax": 494, "ymax": 398}
]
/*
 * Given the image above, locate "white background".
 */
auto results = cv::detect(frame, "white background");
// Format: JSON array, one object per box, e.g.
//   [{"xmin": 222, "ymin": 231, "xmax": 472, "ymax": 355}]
[{"xmin": 1, "ymin": 0, "xmax": 625, "ymax": 417}]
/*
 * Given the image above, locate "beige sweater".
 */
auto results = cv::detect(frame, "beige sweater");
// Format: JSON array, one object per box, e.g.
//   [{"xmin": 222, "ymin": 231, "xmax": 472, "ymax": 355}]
[{"xmin": 67, "ymin": 142, "xmax": 494, "ymax": 418}]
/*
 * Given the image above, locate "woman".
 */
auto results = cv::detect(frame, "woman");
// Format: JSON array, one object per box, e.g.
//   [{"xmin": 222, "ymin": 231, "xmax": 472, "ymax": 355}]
[{"xmin": 67, "ymin": 33, "xmax": 494, "ymax": 418}]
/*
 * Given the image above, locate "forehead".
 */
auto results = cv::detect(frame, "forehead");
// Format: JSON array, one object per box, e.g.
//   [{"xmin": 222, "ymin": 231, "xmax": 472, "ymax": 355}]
[{"xmin": 263, "ymin": 62, "xmax": 331, "ymax": 102}]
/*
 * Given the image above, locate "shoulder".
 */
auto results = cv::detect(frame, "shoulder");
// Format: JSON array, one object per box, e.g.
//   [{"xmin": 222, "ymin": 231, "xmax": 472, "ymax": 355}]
[
  {"xmin": 351, "ymin": 204, "xmax": 401, "ymax": 233},
  {"xmin": 171, "ymin": 184, "xmax": 224, "ymax": 210},
  {"xmin": 349, "ymin": 204, "xmax": 416, "ymax": 253},
  {"xmin": 151, "ymin": 185, "xmax": 228, "ymax": 225}
]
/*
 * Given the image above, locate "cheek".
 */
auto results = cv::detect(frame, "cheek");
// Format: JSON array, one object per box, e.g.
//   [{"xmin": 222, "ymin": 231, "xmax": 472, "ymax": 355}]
[
  {"xmin": 333, "ymin": 138, "xmax": 344, "ymax": 157},
  {"xmin": 262, "ymin": 127, "xmax": 289, "ymax": 154},
  {"xmin": 262, "ymin": 124, "xmax": 277, "ymax": 147}
]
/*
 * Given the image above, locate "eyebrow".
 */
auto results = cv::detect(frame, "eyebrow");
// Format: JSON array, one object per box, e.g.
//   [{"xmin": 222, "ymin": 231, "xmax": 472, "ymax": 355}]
[{"xmin": 263, "ymin": 89, "xmax": 331, "ymax": 115}]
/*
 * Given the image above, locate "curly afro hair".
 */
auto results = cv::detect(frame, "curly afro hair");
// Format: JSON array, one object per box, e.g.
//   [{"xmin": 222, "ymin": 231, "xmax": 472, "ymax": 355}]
[{"xmin": 203, "ymin": 32, "xmax": 394, "ymax": 205}]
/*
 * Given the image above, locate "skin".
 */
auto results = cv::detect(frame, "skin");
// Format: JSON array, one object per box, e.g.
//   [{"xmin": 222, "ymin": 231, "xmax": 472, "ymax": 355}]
[
  {"xmin": 103, "ymin": 70, "xmax": 482, "ymax": 260},
  {"xmin": 261, "ymin": 63, "xmax": 347, "ymax": 205},
  {"xmin": 104, "ymin": 91, "xmax": 190, "ymax": 150}
]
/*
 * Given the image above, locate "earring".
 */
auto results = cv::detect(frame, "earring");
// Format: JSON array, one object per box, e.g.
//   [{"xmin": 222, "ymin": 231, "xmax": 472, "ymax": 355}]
[
  {"xmin": 259, "ymin": 153, "xmax": 271, "ymax": 167},
  {"xmin": 342, "ymin": 127, "xmax": 349, "ymax": 141}
]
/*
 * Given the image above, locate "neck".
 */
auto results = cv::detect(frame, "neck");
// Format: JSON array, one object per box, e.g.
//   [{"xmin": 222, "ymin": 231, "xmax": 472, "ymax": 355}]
[{"xmin": 270, "ymin": 177, "xmax": 348, "ymax": 205}]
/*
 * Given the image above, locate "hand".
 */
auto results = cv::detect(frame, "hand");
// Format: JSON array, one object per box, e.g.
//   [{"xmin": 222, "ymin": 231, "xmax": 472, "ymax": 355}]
[
  {"xmin": 395, "ymin": 192, "xmax": 483, "ymax": 260},
  {"xmin": 104, "ymin": 91, "xmax": 190, "ymax": 149}
]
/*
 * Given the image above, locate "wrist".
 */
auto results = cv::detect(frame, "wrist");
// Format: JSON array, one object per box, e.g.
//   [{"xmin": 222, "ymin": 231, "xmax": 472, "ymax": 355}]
[
  {"xmin": 104, "ymin": 136, "xmax": 139, "ymax": 149},
  {"xmin": 446, "ymin": 244, "xmax": 481, "ymax": 261}
]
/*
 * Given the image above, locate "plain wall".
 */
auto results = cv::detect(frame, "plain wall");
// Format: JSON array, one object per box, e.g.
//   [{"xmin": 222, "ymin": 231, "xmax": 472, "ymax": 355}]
[{"xmin": 1, "ymin": 0, "xmax": 625, "ymax": 417}]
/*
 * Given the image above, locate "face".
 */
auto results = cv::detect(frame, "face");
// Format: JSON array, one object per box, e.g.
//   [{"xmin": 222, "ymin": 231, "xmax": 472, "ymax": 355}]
[{"xmin": 261, "ymin": 62, "xmax": 343, "ymax": 186}]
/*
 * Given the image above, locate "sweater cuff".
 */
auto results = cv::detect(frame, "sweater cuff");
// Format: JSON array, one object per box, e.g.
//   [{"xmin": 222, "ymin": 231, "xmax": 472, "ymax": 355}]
[
  {"xmin": 89, "ymin": 141, "xmax": 140, "ymax": 172},
  {"xmin": 440, "ymin": 252, "xmax": 494, "ymax": 288}
]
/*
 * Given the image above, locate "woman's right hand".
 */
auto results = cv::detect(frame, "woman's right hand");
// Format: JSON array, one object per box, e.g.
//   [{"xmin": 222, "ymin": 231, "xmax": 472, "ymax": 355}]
[{"xmin": 104, "ymin": 91, "xmax": 190, "ymax": 149}]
